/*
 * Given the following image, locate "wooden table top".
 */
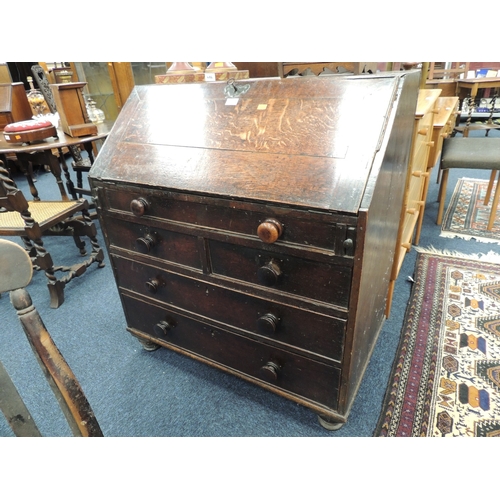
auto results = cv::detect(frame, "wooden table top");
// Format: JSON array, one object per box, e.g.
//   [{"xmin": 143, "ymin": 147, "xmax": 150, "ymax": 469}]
[
  {"xmin": 415, "ymin": 89, "xmax": 442, "ymax": 118},
  {"xmin": 457, "ymin": 77, "xmax": 500, "ymax": 84},
  {"xmin": 0, "ymin": 121, "xmax": 113, "ymax": 155}
]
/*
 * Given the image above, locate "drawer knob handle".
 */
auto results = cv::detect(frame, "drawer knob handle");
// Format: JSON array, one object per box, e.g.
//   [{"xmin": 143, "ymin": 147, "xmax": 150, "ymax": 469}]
[
  {"xmin": 257, "ymin": 313, "xmax": 280, "ymax": 335},
  {"xmin": 154, "ymin": 320, "xmax": 173, "ymax": 336},
  {"xmin": 260, "ymin": 361, "xmax": 280, "ymax": 382},
  {"xmin": 257, "ymin": 219, "xmax": 283, "ymax": 244},
  {"xmin": 145, "ymin": 278, "xmax": 164, "ymax": 294},
  {"xmin": 257, "ymin": 259, "xmax": 282, "ymax": 286},
  {"xmin": 130, "ymin": 197, "xmax": 149, "ymax": 216},
  {"xmin": 136, "ymin": 233, "xmax": 158, "ymax": 253}
]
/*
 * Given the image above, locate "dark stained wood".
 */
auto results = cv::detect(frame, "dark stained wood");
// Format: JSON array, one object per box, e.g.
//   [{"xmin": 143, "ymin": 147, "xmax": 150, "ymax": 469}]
[
  {"xmin": 89, "ymin": 73, "xmax": 420, "ymax": 427},
  {"xmin": 50, "ymin": 82, "xmax": 97, "ymax": 137},
  {"xmin": 232, "ymin": 63, "xmax": 279, "ymax": 79}
]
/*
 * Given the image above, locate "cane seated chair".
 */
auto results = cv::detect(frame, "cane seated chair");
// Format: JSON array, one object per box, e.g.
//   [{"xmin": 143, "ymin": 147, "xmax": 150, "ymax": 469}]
[
  {"xmin": 0, "ymin": 238, "xmax": 103, "ymax": 436},
  {"xmin": 0, "ymin": 160, "xmax": 105, "ymax": 308},
  {"xmin": 437, "ymin": 137, "xmax": 500, "ymax": 230}
]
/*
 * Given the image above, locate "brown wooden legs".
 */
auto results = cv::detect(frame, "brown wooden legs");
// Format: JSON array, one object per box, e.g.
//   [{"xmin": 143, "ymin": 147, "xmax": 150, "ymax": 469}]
[
  {"xmin": 11, "ymin": 287, "xmax": 103, "ymax": 436},
  {"xmin": 487, "ymin": 171, "xmax": 500, "ymax": 231}
]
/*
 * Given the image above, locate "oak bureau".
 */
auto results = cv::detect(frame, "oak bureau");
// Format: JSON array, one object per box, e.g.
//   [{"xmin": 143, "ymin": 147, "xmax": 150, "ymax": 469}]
[{"xmin": 89, "ymin": 72, "xmax": 420, "ymax": 429}]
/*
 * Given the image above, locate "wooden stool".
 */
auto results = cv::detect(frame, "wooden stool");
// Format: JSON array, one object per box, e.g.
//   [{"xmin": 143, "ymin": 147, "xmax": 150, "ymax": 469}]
[{"xmin": 437, "ymin": 137, "xmax": 500, "ymax": 230}]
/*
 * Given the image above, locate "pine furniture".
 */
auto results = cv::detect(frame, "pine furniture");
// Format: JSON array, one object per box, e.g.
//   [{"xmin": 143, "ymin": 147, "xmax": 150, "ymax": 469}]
[{"xmin": 386, "ymin": 89, "xmax": 441, "ymax": 316}]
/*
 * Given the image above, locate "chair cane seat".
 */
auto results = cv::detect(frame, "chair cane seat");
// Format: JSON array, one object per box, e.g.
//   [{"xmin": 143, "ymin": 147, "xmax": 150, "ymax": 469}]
[{"xmin": 0, "ymin": 200, "xmax": 84, "ymax": 232}]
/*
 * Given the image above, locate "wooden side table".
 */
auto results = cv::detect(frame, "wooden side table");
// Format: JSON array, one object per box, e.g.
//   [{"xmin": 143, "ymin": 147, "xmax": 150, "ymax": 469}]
[
  {"xmin": 456, "ymin": 77, "xmax": 500, "ymax": 101},
  {"xmin": 0, "ymin": 122, "xmax": 112, "ymax": 201}
]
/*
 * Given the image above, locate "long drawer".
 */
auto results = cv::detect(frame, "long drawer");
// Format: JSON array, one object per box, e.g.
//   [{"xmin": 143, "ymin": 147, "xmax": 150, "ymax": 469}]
[
  {"xmin": 100, "ymin": 185, "xmax": 358, "ymax": 254},
  {"xmin": 121, "ymin": 292, "xmax": 341, "ymax": 410},
  {"xmin": 113, "ymin": 254, "xmax": 346, "ymax": 362}
]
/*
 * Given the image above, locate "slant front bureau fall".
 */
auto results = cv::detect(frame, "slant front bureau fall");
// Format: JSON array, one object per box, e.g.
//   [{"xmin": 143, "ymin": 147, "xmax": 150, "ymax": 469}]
[{"xmin": 89, "ymin": 72, "xmax": 419, "ymax": 429}]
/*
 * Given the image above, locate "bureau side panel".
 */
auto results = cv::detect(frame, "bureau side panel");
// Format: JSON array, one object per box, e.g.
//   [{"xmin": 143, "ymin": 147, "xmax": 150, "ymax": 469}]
[{"xmin": 341, "ymin": 72, "xmax": 420, "ymax": 415}]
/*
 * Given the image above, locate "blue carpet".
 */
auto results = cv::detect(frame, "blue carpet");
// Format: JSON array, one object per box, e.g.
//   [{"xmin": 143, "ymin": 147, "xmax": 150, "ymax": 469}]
[{"xmin": 2, "ymin": 129, "xmax": 500, "ymax": 437}]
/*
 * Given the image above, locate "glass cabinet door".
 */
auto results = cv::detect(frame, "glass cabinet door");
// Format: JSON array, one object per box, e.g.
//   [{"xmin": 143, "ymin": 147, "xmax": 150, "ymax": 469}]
[
  {"xmin": 74, "ymin": 62, "xmax": 119, "ymax": 122},
  {"xmin": 131, "ymin": 63, "xmax": 168, "ymax": 85}
]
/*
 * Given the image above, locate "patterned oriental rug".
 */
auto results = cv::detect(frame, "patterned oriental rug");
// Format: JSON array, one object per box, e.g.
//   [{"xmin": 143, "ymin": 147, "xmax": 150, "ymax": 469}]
[
  {"xmin": 375, "ymin": 250, "xmax": 500, "ymax": 437},
  {"xmin": 441, "ymin": 177, "xmax": 500, "ymax": 244}
]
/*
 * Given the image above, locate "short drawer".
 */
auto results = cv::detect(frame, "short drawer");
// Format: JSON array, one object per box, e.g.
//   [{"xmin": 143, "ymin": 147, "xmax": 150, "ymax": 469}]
[
  {"xmin": 112, "ymin": 254, "xmax": 346, "ymax": 362},
  {"xmin": 122, "ymin": 293, "xmax": 341, "ymax": 410},
  {"xmin": 208, "ymin": 239, "xmax": 352, "ymax": 308},
  {"xmin": 412, "ymin": 140, "xmax": 431, "ymax": 173},
  {"xmin": 101, "ymin": 185, "xmax": 357, "ymax": 254},
  {"xmin": 103, "ymin": 215, "xmax": 203, "ymax": 270}
]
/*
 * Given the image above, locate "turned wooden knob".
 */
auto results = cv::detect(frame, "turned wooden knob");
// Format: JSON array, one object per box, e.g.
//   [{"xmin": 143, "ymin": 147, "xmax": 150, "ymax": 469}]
[
  {"xmin": 257, "ymin": 259, "xmax": 282, "ymax": 286},
  {"xmin": 136, "ymin": 232, "xmax": 158, "ymax": 253},
  {"xmin": 154, "ymin": 320, "xmax": 173, "ymax": 336},
  {"xmin": 257, "ymin": 219, "xmax": 283, "ymax": 244},
  {"xmin": 145, "ymin": 277, "xmax": 164, "ymax": 294},
  {"xmin": 257, "ymin": 313, "xmax": 280, "ymax": 335},
  {"xmin": 130, "ymin": 197, "xmax": 149, "ymax": 217},
  {"xmin": 260, "ymin": 361, "xmax": 280, "ymax": 382}
]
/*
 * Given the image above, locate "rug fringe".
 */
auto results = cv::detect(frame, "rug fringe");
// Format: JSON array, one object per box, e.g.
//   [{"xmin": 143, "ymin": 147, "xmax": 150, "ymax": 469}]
[
  {"xmin": 439, "ymin": 232, "xmax": 500, "ymax": 245},
  {"xmin": 415, "ymin": 245, "xmax": 500, "ymax": 263}
]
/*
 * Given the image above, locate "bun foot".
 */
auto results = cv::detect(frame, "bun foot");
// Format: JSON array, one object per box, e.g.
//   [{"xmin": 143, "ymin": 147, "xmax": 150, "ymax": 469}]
[
  {"xmin": 318, "ymin": 414, "xmax": 344, "ymax": 431},
  {"xmin": 137, "ymin": 338, "xmax": 160, "ymax": 351}
]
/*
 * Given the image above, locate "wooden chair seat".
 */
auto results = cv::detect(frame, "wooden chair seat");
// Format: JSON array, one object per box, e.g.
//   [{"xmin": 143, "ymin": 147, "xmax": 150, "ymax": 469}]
[
  {"xmin": 0, "ymin": 199, "xmax": 84, "ymax": 233},
  {"xmin": 437, "ymin": 137, "xmax": 500, "ymax": 230},
  {"xmin": 0, "ymin": 160, "xmax": 105, "ymax": 308}
]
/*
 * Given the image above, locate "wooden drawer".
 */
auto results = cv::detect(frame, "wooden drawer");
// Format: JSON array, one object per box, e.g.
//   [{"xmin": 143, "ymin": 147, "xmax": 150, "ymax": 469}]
[
  {"xmin": 112, "ymin": 254, "xmax": 347, "ymax": 362},
  {"xmin": 103, "ymin": 215, "xmax": 203, "ymax": 271},
  {"xmin": 100, "ymin": 185, "xmax": 358, "ymax": 254},
  {"xmin": 412, "ymin": 140, "xmax": 432, "ymax": 174},
  {"xmin": 121, "ymin": 292, "xmax": 341, "ymax": 410},
  {"xmin": 208, "ymin": 239, "xmax": 352, "ymax": 308}
]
